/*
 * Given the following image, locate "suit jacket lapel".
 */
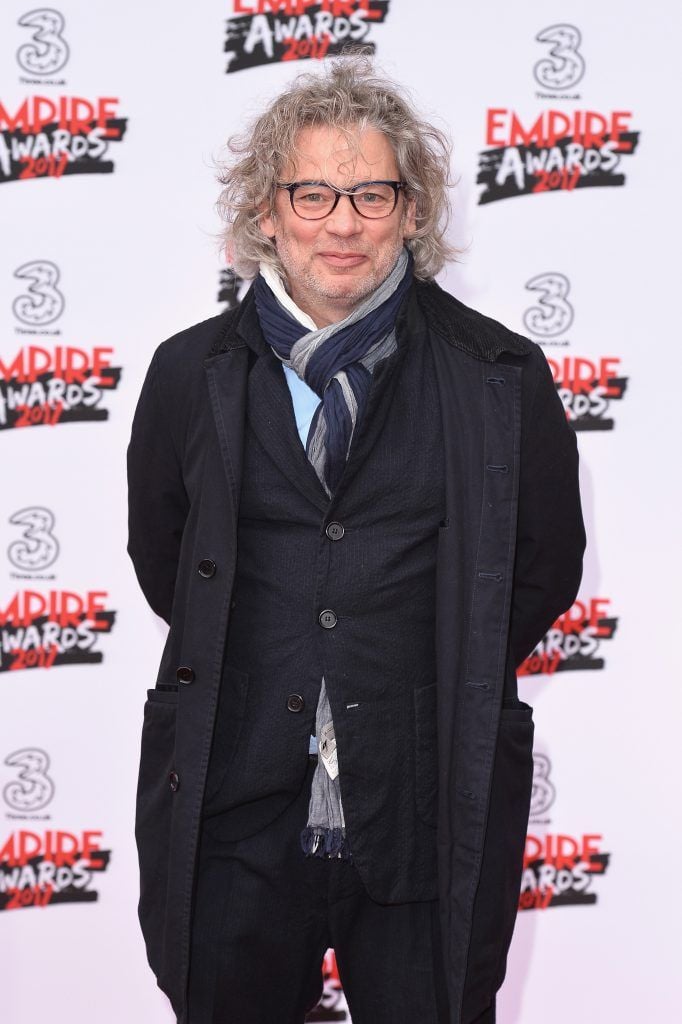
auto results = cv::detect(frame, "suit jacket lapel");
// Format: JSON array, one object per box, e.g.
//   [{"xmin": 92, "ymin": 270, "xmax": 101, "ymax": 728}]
[
  {"xmin": 246, "ymin": 350, "xmax": 329, "ymax": 511},
  {"xmin": 205, "ymin": 290, "xmax": 328, "ymax": 513}
]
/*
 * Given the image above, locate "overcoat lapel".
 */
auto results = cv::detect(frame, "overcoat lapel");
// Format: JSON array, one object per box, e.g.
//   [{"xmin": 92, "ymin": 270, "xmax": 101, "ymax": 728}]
[
  {"xmin": 204, "ymin": 344, "xmax": 249, "ymax": 517},
  {"xmin": 158, "ymin": 337, "xmax": 253, "ymax": 1006}
]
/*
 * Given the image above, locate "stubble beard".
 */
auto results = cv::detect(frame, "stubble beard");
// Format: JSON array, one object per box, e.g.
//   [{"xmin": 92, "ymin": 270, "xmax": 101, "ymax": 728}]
[{"xmin": 274, "ymin": 229, "xmax": 406, "ymax": 321}]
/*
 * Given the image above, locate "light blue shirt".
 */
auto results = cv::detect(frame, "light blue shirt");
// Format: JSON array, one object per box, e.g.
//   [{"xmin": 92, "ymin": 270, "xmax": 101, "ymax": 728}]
[{"xmin": 282, "ymin": 364, "xmax": 320, "ymax": 448}]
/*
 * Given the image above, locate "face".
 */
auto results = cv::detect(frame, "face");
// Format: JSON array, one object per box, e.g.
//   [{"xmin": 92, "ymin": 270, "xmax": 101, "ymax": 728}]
[{"xmin": 259, "ymin": 125, "xmax": 416, "ymax": 326}]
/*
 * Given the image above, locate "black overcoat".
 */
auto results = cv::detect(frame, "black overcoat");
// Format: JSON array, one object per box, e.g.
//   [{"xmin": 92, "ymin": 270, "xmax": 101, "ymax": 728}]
[{"xmin": 127, "ymin": 278, "xmax": 585, "ymax": 1024}]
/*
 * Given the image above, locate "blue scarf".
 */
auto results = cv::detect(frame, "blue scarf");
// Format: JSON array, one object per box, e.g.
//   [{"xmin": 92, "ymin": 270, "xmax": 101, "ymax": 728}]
[{"xmin": 253, "ymin": 249, "xmax": 413, "ymax": 495}]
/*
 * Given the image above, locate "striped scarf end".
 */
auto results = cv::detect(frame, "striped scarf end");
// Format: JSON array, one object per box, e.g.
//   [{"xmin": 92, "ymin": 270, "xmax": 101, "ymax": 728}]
[{"xmin": 300, "ymin": 826, "xmax": 352, "ymax": 860}]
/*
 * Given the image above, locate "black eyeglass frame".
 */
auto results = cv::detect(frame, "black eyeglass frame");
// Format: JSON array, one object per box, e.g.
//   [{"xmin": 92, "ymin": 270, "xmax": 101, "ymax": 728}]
[{"xmin": 276, "ymin": 180, "xmax": 408, "ymax": 220}]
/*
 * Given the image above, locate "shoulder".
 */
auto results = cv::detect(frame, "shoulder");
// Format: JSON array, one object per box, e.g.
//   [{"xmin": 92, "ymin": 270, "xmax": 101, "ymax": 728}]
[
  {"xmin": 414, "ymin": 278, "xmax": 538, "ymax": 364},
  {"xmin": 152, "ymin": 307, "xmax": 240, "ymax": 375}
]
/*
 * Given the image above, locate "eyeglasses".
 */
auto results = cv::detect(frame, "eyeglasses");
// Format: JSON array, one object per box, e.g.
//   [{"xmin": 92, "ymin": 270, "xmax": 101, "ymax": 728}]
[{"xmin": 276, "ymin": 180, "xmax": 407, "ymax": 220}]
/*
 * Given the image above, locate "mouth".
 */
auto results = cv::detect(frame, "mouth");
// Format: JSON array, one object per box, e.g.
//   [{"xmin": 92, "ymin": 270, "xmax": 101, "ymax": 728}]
[{"xmin": 317, "ymin": 252, "xmax": 368, "ymax": 268}]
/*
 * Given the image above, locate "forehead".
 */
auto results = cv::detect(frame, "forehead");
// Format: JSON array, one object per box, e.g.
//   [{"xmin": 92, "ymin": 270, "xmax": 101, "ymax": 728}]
[{"xmin": 284, "ymin": 124, "xmax": 399, "ymax": 183}]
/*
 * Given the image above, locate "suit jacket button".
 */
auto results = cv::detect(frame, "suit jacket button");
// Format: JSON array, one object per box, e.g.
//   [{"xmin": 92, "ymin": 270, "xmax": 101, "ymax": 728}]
[
  {"xmin": 198, "ymin": 559, "xmax": 216, "ymax": 578},
  {"xmin": 325, "ymin": 522, "xmax": 344, "ymax": 541},
  {"xmin": 169, "ymin": 771, "xmax": 180, "ymax": 792},
  {"xmin": 286, "ymin": 694, "xmax": 305, "ymax": 713},
  {"xmin": 318, "ymin": 609, "xmax": 337, "ymax": 629},
  {"xmin": 176, "ymin": 665, "xmax": 195, "ymax": 685}
]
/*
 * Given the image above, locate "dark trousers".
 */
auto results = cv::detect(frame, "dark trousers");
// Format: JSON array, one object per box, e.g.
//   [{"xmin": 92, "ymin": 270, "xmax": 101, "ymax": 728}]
[{"xmin": 187, "ymin": 759, "xmax": 453, "ymax": 1024}]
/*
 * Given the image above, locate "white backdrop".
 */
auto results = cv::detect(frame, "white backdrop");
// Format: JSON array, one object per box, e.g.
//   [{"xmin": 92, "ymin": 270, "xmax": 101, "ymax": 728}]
[{"xmin": 2, "ymin": 2, "xmax": 680, "ymax": 1022}]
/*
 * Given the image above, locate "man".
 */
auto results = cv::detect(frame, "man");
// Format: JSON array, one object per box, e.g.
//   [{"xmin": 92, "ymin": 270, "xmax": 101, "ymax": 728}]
[{"xmin": 127, "ymin": 58, "xmax": 585, "ymax": 1024}]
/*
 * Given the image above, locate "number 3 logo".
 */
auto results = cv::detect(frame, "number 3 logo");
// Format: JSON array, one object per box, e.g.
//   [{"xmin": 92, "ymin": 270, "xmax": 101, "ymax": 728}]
[
  {"xmin": 13, "ymin": 260, "xmax": 65, "ymax": 326},
  {"xmin": 530, "ymin": 753, "xmax": 556, "ymax": 819},
  {"xmin": 17, "ymin": 8, "xmax": 69, "ymax": 76},
  {"xmin": 534, "ymin": 24, "xmax": 585, "ymax": 91},
  {"xmin": 523, "ymin": 272, "xmax": 574, "ymax": 339},
  {"xmin": 8, "ymin": 506, "xmax": 60, "ymax": 572},
  {"xmin": 3, "ymin": 749, "xmax": 55, "ymax": 812}
]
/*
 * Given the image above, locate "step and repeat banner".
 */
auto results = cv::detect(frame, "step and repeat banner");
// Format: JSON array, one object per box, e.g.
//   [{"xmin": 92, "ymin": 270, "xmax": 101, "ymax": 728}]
[{"xmin": 2, "ymin": 3, "xmax": 679, "ymax": 1023}]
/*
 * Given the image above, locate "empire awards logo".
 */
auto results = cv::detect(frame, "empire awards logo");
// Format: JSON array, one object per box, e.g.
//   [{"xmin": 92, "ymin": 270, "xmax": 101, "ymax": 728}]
[
  {"xmin": 520, "ymin": 830, "xmax": 610, "ymax": 911},
  {"xmin": 2, "ymin": 263, "xmax": 122, "ymax": 429},
  {"xmin": 0, "ymin": 95, "xmax": 127, "ymax": 182},
  {"xmin": 521, "ymin": 759, "xmax": 611, "ymax": 912},
  {"xmin": 6, "ymin": 10, "xmax": 128, "ymax": 179},
  {"xmin": 549, "ymin": 354, "xmax": 628, "ymax": 431},
  {"xmin": 521, "ymin": 272, "xmax": 629, "ymax": 428},
  {"xmin": 0, "ymin": 590, "xmax": 117, "ymax": 672},
  {"xmin": 0, "ymin": 751, "xmax": 112, "ymax": 911},
  {"xmin": 0, "ymin": 828, "xmax": 111, "ymax": 910},
  {"xmin": 477, "ymin": 25, "xmax": 640, "ymax": 203},
  {"xmin": 224, "ymin": 0, "xmax": 391, "ymax": 73},
  {"xmin": 518, "ymin": 596, "xmax": 618, "ymax": 678}
]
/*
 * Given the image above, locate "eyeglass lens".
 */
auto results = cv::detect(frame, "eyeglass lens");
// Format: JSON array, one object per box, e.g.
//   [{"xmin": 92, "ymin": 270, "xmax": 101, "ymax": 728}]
[{"xmin": 291, "ymin": 182, "xmax": 398, "ymax": 219}]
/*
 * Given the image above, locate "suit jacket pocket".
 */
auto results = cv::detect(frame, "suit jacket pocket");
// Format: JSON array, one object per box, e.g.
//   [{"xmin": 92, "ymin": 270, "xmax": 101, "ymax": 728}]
[
  {"xmin": 462, "ymin": 701, "xmax": 534, "ymax": 1022},
  {"xmin": 414, "ymin": 682, "xmax": 438, "ymax": 828}
]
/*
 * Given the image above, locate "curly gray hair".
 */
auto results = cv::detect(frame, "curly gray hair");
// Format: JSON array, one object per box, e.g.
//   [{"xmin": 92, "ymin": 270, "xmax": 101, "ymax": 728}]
[{"xmin": 216, "ymin": 56, "xmax": 455, "ymax": 281}]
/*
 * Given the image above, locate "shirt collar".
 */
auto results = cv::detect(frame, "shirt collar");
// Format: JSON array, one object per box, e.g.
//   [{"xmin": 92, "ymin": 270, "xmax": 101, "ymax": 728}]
[{"xmin": 258, "ymin": 262, "xmax": 318, "ymax": 332}]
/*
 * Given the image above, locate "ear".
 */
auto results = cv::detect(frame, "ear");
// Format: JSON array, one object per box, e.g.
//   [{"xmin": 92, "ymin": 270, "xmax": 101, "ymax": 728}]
[
  {"xmin": 402, "ymin": 194, "xmax": 417, "ymax": 238},
  {"xmin": 258, "ymin": 199, "xmax": 277, "ymax": 240}
]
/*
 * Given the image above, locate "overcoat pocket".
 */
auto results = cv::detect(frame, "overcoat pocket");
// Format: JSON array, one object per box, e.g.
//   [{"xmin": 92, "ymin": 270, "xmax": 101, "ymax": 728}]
[
  {"xmin": 135, "ymin": 694, "xmax": 178, "ymax": 978},
  {"xmin": 462, "ymin": 701, "xmax": 534, "ymax": 1022}
]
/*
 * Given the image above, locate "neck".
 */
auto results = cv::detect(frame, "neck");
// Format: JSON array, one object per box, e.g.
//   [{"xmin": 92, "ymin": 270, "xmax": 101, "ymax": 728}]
[
  {"xmin": 286, "ymin": 291, "xmax": 356, "ymax": 329},
  {"xmin": 264, "ymin": 265, "xmax": 358, "ymax": 327},
  {"xmin": 259, "ymin": 263, "xmax": 318, "ymax": 329}
]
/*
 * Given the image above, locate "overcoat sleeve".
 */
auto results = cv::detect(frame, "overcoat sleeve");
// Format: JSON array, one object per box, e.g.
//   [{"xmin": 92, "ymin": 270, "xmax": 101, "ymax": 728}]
[
  {"xmin": 508, "ymin": 345, "xmax": 586, "ymax": 667},
  {"xmin": 127, "ymin": 346, "xmax": 189, "ymax": 625}
]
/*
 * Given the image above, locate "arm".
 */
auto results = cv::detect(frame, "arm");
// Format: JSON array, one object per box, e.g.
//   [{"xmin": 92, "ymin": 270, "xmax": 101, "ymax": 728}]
[
  {"xmin": 127, "ymin": 347, "xmax": 189, "ymax": 625},
  {"xmin": 509, "ymin": 345, "xmax": 586, "ymax": 667}
]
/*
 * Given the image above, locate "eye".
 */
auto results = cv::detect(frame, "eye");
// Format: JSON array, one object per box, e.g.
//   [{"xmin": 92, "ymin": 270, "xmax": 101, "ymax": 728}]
[
  {"xmin": 354, "ymin": 184, "xmax": 394, "ymax": 207},
  {"xmin": 293, "ymin": 185, "xmax": 334, "ymax": 206}
]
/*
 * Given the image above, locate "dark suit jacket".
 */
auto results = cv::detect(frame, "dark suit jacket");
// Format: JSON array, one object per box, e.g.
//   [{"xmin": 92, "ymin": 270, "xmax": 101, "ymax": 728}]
[{"xmin": 127, "ymin": 278, "xmax": 585, "ymax": 1023}]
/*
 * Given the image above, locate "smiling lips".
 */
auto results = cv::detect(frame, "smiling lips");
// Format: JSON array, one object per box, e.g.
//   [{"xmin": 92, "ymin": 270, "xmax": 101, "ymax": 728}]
[{"xmin": 318, "ymin": 252, "xmax": 368, "ymax": 268}]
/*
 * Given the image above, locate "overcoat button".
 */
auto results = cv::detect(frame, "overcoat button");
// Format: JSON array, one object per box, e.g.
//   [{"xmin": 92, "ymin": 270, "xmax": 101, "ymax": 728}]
[
  {"xmin": 318, "ymin": 609, "xmax": 337, "ymax": 629},
  {"xmin": 286, "ymin": 694, "xmax": 305, "ymax": 713},
  {"xmin": 169, "ymin": 771, "xmax": 180, "ymax": 792},
  {"xmin": 176, "ymin": 665, "xmax": 195, "ymax": 684},
  {"xmin": 325, "ymin": 522, "xmax": 344, "ymax": 541},
  {"xmin": 198, "ymin": 559, "xmax": 216, "ymax": 578}
]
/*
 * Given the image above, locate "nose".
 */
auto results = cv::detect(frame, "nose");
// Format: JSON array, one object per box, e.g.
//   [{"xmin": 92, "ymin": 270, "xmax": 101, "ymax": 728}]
[{"xmin": 324, "ymin": 194, "xmax": 363, "ymax": 236}]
